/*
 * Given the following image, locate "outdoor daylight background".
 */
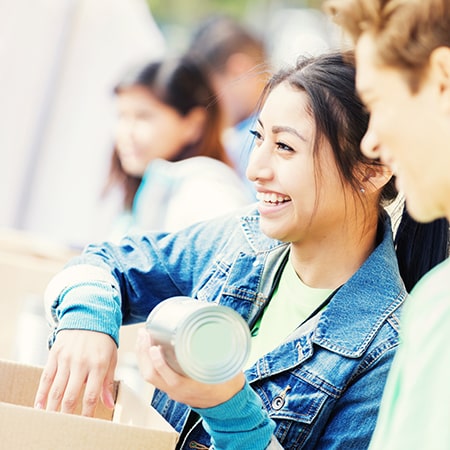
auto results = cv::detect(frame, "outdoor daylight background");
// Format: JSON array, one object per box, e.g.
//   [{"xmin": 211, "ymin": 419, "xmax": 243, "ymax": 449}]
[{"xmin": 0, "ymin": 0, "xmax": 341, "ymax": 249}]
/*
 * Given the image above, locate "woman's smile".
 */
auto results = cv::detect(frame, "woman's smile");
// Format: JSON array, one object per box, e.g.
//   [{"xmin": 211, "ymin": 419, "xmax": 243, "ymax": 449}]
[{"xmin": 256, "ymin": 190, "xmax": 292, "ymax": 216}]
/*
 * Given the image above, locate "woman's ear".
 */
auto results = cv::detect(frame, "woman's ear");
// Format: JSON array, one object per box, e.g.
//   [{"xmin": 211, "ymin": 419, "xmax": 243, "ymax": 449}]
[
  {"xmin": 182, "ymin": 107, "xmax": 207, "ymax": 145},
  {"xmin": 360, "ymin": 164, "xmax": 393, "ymax": 194}
]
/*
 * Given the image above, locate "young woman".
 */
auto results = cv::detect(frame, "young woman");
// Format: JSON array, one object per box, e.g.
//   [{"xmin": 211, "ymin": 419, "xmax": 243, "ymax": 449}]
[
  {"xmin": 35, "ymin": 51, "xmax": 447, "ymax": 449},
  {"xmin": 103, "ymin": 55, "xmax": 252, "ymax": 240}
]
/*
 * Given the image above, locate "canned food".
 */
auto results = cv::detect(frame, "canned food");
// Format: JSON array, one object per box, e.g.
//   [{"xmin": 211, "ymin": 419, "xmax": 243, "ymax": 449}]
[{"xmin": 145, "ymin": 296, "xmax": 251, "ymax": 384}]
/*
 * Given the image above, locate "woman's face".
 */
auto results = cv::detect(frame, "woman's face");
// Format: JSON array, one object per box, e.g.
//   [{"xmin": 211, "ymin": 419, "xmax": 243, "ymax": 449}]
[
  {"xmin": 246, "ymin": 82, "xmax": 354, "ymax": 244},
  {"xmin": 114, "ymin": 86, "xmax": 194, "ymax": 177}
]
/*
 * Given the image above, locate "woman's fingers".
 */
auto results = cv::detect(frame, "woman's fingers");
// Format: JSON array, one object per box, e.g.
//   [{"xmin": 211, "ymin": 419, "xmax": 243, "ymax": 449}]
[
  {"xmin": 148, "ymin": 345, "xmax": 182, "ymax": 387},
  {"xmin": 58, "ymin": 366, "xmax": 88, "ymax": 414},
  {"xmin": 100, "ymin": 353, "xmax": 118, "ymax": 411},
  {"xmin": 34, "ymin": 329, "xmax": 118, "ymax": 416},
  {"xmin": 34, "ymin": 355, "xmax": 58, "ymax": 410}
]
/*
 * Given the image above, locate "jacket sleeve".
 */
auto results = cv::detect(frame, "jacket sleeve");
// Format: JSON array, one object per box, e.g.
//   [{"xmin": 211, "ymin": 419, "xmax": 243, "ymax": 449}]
[
  {"xmin": 44, "ymin": 212, "xmax": 245, "ymax": 344},
  {"xmin": 44, "ymin": 264, "xmax": 123, "ymax": 345},
  {"xmin": 192, "ymin": 381, "xmax": 280, "ymax": 450}
]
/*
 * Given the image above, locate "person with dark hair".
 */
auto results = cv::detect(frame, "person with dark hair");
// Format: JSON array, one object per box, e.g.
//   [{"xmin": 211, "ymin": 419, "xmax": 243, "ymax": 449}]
[
  {"xmin": 34, "ymin": 51, "xmax": 446, "ymax": 449},
  {"xmin": 324, "ymin": 1, "xmax": 450, "ymax": 449},
  {"xmin": 104, "ymin": 55, "xmax": 252, "ymax": 240},
  {"xmin": 187, "ymin": 14, "xmax": 269, "ymax": 194}
]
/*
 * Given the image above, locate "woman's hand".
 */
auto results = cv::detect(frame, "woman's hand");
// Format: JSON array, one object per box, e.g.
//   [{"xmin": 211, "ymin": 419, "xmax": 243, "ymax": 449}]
[
  {"xmin": 136, "ymin": 328, "xmax": 245, "ymax": 409},
  {"xmin": 34, "ymin": 329, "xmax": 118, "ymax": 417}
]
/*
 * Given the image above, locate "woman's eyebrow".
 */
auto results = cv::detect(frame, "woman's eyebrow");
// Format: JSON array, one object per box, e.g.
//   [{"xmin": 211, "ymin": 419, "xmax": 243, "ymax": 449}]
[{"xmin": 272, "ymin": 125, "xmax": 307, "ymax": 142}]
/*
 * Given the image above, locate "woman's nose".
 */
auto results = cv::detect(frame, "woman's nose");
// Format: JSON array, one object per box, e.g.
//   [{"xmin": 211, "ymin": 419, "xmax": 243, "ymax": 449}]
[
  {"xmin": 116, "ymin": 116, "xmax": 135, "ymax": 139},
  {"xmin": 360, "ymin": 128, "xmax": 381, "ymax": 159},
  {"xmin": 246, "ymin": 146, "xmax": 273, "ymax": 182}
]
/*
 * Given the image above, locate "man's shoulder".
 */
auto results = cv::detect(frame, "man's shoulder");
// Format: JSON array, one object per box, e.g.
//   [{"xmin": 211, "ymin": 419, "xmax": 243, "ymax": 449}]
[{"xmin": 412, "ymin": 257, "xmax": 450, "ymax": 298}]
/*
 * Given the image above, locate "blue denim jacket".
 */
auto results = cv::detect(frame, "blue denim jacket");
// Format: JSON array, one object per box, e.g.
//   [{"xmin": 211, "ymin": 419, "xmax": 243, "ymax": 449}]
[{"xmin": 48, "ymin": 206, "xmax": 406, "ymax": 450}]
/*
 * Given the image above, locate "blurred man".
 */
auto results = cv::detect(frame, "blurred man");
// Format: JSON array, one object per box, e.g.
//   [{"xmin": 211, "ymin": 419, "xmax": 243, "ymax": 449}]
[{"xmin": 187, "ymin": 15, "xmax": 269, "ymax": 194}]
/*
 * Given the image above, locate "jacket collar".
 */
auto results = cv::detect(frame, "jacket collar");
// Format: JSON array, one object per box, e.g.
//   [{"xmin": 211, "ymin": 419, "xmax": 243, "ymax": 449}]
[
  {"xmin": 314, "ymin": 218, "xmax": 406, "ymax": 357},
  {"xmin": 240, "ymin": 209, "xmax": 406, "ymax": 359}
]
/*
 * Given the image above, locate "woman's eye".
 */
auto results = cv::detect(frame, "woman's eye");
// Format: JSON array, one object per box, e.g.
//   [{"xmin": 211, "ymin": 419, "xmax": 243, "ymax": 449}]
[
  {"xmin": 137, "ymin": 112, "xmax": 152, "ymax": 120},
  {"xmin": 249, "ymin": 129, "xmax": 263, "ymax": 141},
  {"xmin": 276, "ymin": 142, "xmax": 294, "ymax": 152}
]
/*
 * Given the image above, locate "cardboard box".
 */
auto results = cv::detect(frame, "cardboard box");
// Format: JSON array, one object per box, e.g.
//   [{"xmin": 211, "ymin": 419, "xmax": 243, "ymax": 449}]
[{"xmin": 0, "ymin": 359, "xmax": 179, "ymax": 449}]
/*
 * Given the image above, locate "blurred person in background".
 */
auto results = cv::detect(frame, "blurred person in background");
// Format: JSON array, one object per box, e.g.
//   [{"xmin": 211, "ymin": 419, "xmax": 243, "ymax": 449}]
[
  {"xmin": 187, "ymin": 14, "xmax": 270, "ymax": 196},
  {"xmin": 102, "ymin": 54, "xmax": 253, "ymax": 242},
  {"xmin": 0, "ymin": 0, "xmax": 167, "ymax": 247}
]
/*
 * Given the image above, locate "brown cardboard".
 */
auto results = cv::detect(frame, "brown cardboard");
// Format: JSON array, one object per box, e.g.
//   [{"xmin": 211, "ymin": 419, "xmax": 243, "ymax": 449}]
[{"xmin": 0, "ymin": 359, "xmax": 178, "ymax": 449}]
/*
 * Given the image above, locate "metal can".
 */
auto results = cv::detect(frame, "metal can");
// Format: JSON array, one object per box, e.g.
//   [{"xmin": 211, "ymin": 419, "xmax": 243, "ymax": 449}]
[{"xmin": 145, "ymin": 296, "xmax": 251, "ymax": 384}]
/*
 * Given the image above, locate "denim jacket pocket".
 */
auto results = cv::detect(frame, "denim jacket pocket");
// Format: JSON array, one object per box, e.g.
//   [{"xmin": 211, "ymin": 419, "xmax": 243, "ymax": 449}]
[
  {"xmin": 195, "ymin": 252, "xmax": 265, "ymax": 321},
  {"xmin": 256, "ymin": 373, "xmax": 331, "ymax": 449},
  {"xmin": 196, "ymin": 258, "xmax": 231, "ymax": 303}
]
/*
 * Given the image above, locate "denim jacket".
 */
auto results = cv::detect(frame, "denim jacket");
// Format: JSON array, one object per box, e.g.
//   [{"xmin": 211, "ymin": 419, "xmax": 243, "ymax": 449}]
[{"xmin": 47, "ymin": 206, "xmax": 406, "ymax": 450}]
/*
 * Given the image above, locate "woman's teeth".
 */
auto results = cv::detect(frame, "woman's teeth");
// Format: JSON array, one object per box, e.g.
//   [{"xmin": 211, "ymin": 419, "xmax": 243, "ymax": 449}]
[{"xmin": 256, "ymin": 192, "xmax": 291, "ymax": 204}]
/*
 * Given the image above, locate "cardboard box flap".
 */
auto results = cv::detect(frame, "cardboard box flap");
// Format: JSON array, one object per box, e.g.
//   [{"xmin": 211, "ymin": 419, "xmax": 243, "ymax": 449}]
[
  {"xmin": 0, "ymin": 359, "xmax": 115, "ymax": 420},
  {"xmin": 0, "ymin": 358, "xmax": 42, "ymax": 407},
  {"xmin": 0, "ymin": 359, "xmax": 178, "ymax": 449},
  {"xmin": 113, "ymin": 379, "xmax": 174, "ymax": 432},
  {"xmin": 0, "ymin": 402, "xmax": 178, "ymax": 450}
]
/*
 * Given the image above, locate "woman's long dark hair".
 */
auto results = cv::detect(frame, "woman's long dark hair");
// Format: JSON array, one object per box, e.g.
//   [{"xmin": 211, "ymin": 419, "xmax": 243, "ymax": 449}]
[
  {"xmin": 259, "ymin": 50, "xmax": 448, "ymax": 291},
  {"xmin": 104, "ymin": 55, "xmax": 229, "ymax": 210}
]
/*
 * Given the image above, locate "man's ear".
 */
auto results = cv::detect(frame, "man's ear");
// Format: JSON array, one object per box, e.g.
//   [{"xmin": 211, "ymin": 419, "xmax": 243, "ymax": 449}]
[
  {"xmin": 359, "ymin": 164, "xmax": 393, "ymax": 194},
  {"xmin": 429, "ymin": 46, "xmax": 450, "ymax": 115}
]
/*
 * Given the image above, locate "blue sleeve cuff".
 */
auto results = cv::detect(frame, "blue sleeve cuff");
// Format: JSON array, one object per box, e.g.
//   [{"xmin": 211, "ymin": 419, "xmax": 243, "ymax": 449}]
[
  {"xmin": 192, "ymin": 380, "xmax": 275, "ymax": 450},
  {"xmin": 55, "ymin": 281, "xmax": 122, "ymax": 345}
]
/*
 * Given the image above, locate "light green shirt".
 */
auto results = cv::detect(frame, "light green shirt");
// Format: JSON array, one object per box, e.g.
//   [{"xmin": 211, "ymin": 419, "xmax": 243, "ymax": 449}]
[
  {"xmin": 245, "ymin": 256, "xmax": 332, "ymax": 369},
  {"xmin": 369, "ymin": 257, "xmax": 450, "ymax": 450}
]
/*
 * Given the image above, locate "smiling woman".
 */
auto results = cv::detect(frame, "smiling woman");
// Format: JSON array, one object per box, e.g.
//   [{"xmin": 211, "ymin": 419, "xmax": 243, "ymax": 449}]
[
  {"xmin": 102, "ymin": 55, "xmax": 253, "ymax": 241},
  {"xmin": 246, "ymin": 53, "xmax": 392, "ymax": 263},
  {"xmin": 35, "ymin": 51, "xmax": 447, "ymax": 450}
]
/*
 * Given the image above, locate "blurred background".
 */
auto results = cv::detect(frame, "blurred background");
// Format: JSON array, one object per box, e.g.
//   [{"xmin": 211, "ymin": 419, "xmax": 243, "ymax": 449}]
[
  {"xmin": 0, "ymin": 0, "xmax": 342, "ymax": 384},
  {"xmin": 0, "ymin": 0, "xmax": 341, "ymax": 248}
]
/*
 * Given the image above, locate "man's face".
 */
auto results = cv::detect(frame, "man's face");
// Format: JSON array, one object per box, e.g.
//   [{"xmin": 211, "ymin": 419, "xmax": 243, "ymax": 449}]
[{"xmin": 356, "ymin": 33, "xmax": 450, "ymax": 222}]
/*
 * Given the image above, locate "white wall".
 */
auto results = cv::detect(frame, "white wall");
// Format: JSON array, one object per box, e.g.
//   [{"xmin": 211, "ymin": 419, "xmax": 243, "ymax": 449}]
[{"xmin": 0, "ymin": 0, "xmax": 165, "ymax": 248}]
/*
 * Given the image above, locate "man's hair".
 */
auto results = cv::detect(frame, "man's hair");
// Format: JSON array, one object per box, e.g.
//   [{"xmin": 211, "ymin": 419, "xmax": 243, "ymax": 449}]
[
  {"xmin": 324, "ymin": 0, "xmax": 450, "ymax": 92},
  {"xmin": 187, "ymin": 14, "xmax": 267, "ymax": 74}
]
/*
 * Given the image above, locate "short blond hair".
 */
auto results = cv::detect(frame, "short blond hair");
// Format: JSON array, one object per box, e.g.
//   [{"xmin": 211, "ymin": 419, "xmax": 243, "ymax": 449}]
[{"xmin": 324, "ymin": 0, "xmax": 450, "ymax": 92}]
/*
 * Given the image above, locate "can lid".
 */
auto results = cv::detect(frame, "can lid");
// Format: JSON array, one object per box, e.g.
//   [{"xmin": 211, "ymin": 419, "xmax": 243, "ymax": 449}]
[{"xmin": 175, "ymin": 305, "xmax": 251, "ymax": 384}]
